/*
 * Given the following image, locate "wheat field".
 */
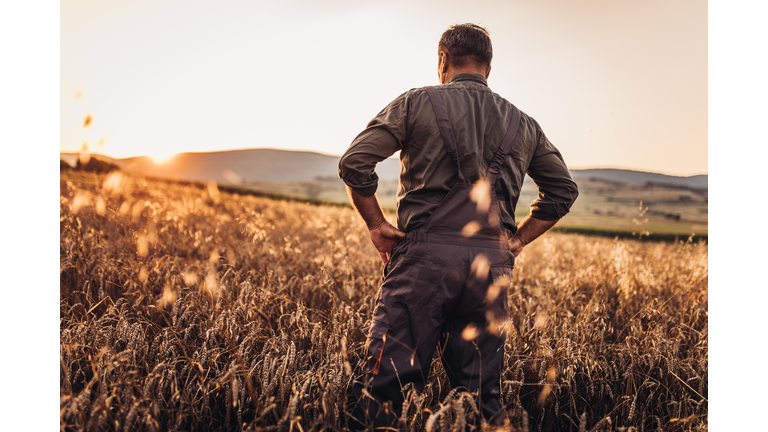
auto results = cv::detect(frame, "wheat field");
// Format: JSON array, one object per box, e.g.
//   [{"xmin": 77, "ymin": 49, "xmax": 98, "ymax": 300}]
[{"xmin": 59, "ymin": 170, "xmax": 707, "ymax": 431}]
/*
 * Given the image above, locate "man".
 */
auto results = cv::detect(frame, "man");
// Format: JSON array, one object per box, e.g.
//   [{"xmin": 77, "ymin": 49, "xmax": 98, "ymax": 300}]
[{"xmin": 338, "ymin": 23, "xmax": 578, "ymax": 429}]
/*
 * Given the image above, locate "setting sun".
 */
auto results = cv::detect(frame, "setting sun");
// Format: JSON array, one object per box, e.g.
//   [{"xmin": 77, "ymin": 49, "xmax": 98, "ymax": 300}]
[{"xmin": 149, "ymin": 151, "xmax": 176, "ymax": 164}]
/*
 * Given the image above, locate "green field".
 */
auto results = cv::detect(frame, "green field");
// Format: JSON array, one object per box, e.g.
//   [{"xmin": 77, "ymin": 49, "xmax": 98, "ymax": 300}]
[{"xmin": 235, "ymin": 176, "xmax": 708, "ymax": 239}]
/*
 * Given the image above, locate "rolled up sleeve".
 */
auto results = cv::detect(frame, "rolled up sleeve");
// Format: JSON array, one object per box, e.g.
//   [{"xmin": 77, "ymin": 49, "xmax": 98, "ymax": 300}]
[
  {"xmin": 338, "ymin": 93, "xmax": 408, "ymax": 196},
  {"xmin": 526, "ymin": 129, "xmax": 579, "ymax": 221}
]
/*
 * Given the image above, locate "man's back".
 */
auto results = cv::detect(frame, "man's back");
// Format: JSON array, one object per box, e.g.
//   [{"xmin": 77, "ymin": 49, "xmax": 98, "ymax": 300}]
[
  {"xmin": 339, "ymin": 73, "xmax": 577, "ymax": 234},
  {"xmin": 342, "ymin": 23, "xmax": 578, "ymax": 429}
]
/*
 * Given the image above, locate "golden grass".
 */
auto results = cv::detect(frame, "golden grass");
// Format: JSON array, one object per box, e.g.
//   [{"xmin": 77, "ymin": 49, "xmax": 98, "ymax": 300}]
[{"xmin": 60, "ymin": 171, "xmax": 707, "ymax": 431}]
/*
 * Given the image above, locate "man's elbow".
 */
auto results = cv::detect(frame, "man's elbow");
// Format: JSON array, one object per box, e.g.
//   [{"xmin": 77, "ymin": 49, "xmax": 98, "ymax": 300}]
[
  {"xmin": 558, "ymin": 181, "xmax": 579, "ymax": 216},
  {"xmin": 568, "ymin": 180, "xmax": 580, "ymax": 206},
  {"xmin": 338, "ymin": 152, "xmax": 354, "ymax": 180},
  {"xmin": 546, "ymin": 180, "xmax": 579, "ymax": 218}
]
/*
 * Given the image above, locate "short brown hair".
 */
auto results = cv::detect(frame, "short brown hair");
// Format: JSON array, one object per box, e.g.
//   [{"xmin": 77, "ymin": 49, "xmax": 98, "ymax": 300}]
[{"xmin": 438, "ymin": 23, "xmax": 493, "ymax": 69}]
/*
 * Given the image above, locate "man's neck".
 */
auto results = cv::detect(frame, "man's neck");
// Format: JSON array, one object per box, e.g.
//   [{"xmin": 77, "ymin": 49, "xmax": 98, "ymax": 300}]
[{"xmin": 440, "ymin": 67, "xmax": 489, "ymax": 84}]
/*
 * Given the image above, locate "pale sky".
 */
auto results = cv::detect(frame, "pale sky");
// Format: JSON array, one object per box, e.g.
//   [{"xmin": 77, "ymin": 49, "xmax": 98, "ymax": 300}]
[{"xmin": 61, "ymin": 0, "xmax": 707, "ymax": 175}]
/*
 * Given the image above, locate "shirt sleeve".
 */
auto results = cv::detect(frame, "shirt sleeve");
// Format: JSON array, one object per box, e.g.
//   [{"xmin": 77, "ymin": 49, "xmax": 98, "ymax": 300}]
[
  {"xmin": 338, "ymin": 92, "xmax": 408, "ymax": 196},
  {"xmin": 526, "ymin": 124, "xmax": 579, "ymax": 221}
]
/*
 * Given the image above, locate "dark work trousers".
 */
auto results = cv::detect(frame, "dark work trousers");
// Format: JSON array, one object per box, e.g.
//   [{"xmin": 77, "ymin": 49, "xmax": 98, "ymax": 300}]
[{"xmin": 350, "ymin": 86, "xmax": 522, "ymax": 430}]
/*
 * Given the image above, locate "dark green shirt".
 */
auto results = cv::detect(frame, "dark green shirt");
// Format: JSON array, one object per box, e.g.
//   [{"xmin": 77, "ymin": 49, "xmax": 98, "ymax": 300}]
[{"xmin": 338, "ymin": 73, "xmax": 579, "ymax": 234}]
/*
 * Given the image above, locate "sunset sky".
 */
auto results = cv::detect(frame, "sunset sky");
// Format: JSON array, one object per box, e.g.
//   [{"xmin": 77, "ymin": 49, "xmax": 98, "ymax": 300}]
[{"xmin": 61, "ymin": 0, "xmax": 707, "ymax": 176}]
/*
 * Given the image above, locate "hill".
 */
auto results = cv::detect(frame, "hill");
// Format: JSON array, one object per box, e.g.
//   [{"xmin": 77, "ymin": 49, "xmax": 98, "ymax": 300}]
[
  {"xmin": 62, "ymin": 149, "xmax": 402, "ymax": 184},
  {"xmin": 569, "ymin": 168, "xmax": 707, "ymax": 189},
  {"xmin": 61, "ymin": 149, "xmax": 705, "ymax": 188}
]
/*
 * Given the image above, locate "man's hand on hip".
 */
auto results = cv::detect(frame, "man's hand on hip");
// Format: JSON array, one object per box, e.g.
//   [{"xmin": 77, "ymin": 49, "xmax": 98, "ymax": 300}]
[
  {"xmin": 507, "ymin": 234, "xmax": 525, "ymax": 258},
  {"xmin": 369, "ymin": 221, "xmax": 406, "ymax": 264},
  {"xmin": 345, "ymin": 186, "xmax": 405, "ymax": 264},
  {"xmin": 508, "ymin": 215, "xmax": 560, "ymax": 258}
]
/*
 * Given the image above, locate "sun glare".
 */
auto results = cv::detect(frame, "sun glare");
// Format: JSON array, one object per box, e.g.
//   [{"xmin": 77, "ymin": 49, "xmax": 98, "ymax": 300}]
[{"xmin": 150, "ymin": 152, "xmax": 177, "ymax": 164}]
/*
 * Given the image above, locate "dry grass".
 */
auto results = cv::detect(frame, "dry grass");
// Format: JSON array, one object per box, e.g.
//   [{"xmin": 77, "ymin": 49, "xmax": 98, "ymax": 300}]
[{"xmin": 60, "ymin": 171, "xmax": 707, "ymax": 431}]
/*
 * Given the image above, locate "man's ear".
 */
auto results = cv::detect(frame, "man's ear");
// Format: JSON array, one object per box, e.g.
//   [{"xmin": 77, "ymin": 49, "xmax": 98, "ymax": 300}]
[
  {"xmin": 437, "ymin": 51, "xmax": 449, "ymax": 84},
  {"xmin": 439, "ymin": 51, "xmax": 449, "ymax": 73}
]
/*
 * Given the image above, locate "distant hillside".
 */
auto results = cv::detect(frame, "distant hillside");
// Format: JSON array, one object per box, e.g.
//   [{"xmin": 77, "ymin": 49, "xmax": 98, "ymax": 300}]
[
  {"xmin": 61, "ymin": 149, "xmax": 706, "ymax": 189},
  {"xmin": 569, "ymin": 169, "xmax": 707, "ymax": 189},
  {"xmin": 62, "ymin": 149, "xmax": 401, "ymax": 185}
]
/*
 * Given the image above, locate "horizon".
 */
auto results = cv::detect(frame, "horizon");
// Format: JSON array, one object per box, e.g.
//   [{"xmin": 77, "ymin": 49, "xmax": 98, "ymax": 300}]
[{"xmin": 61, "ymin": 147, "xmax": 708, "ymax": 178}]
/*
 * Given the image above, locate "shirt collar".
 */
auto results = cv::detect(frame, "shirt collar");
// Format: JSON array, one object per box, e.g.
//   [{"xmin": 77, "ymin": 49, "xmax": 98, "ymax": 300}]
[{"xmin": 448, "ymin": 73, "xmax": 488, "ymax": 86}]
